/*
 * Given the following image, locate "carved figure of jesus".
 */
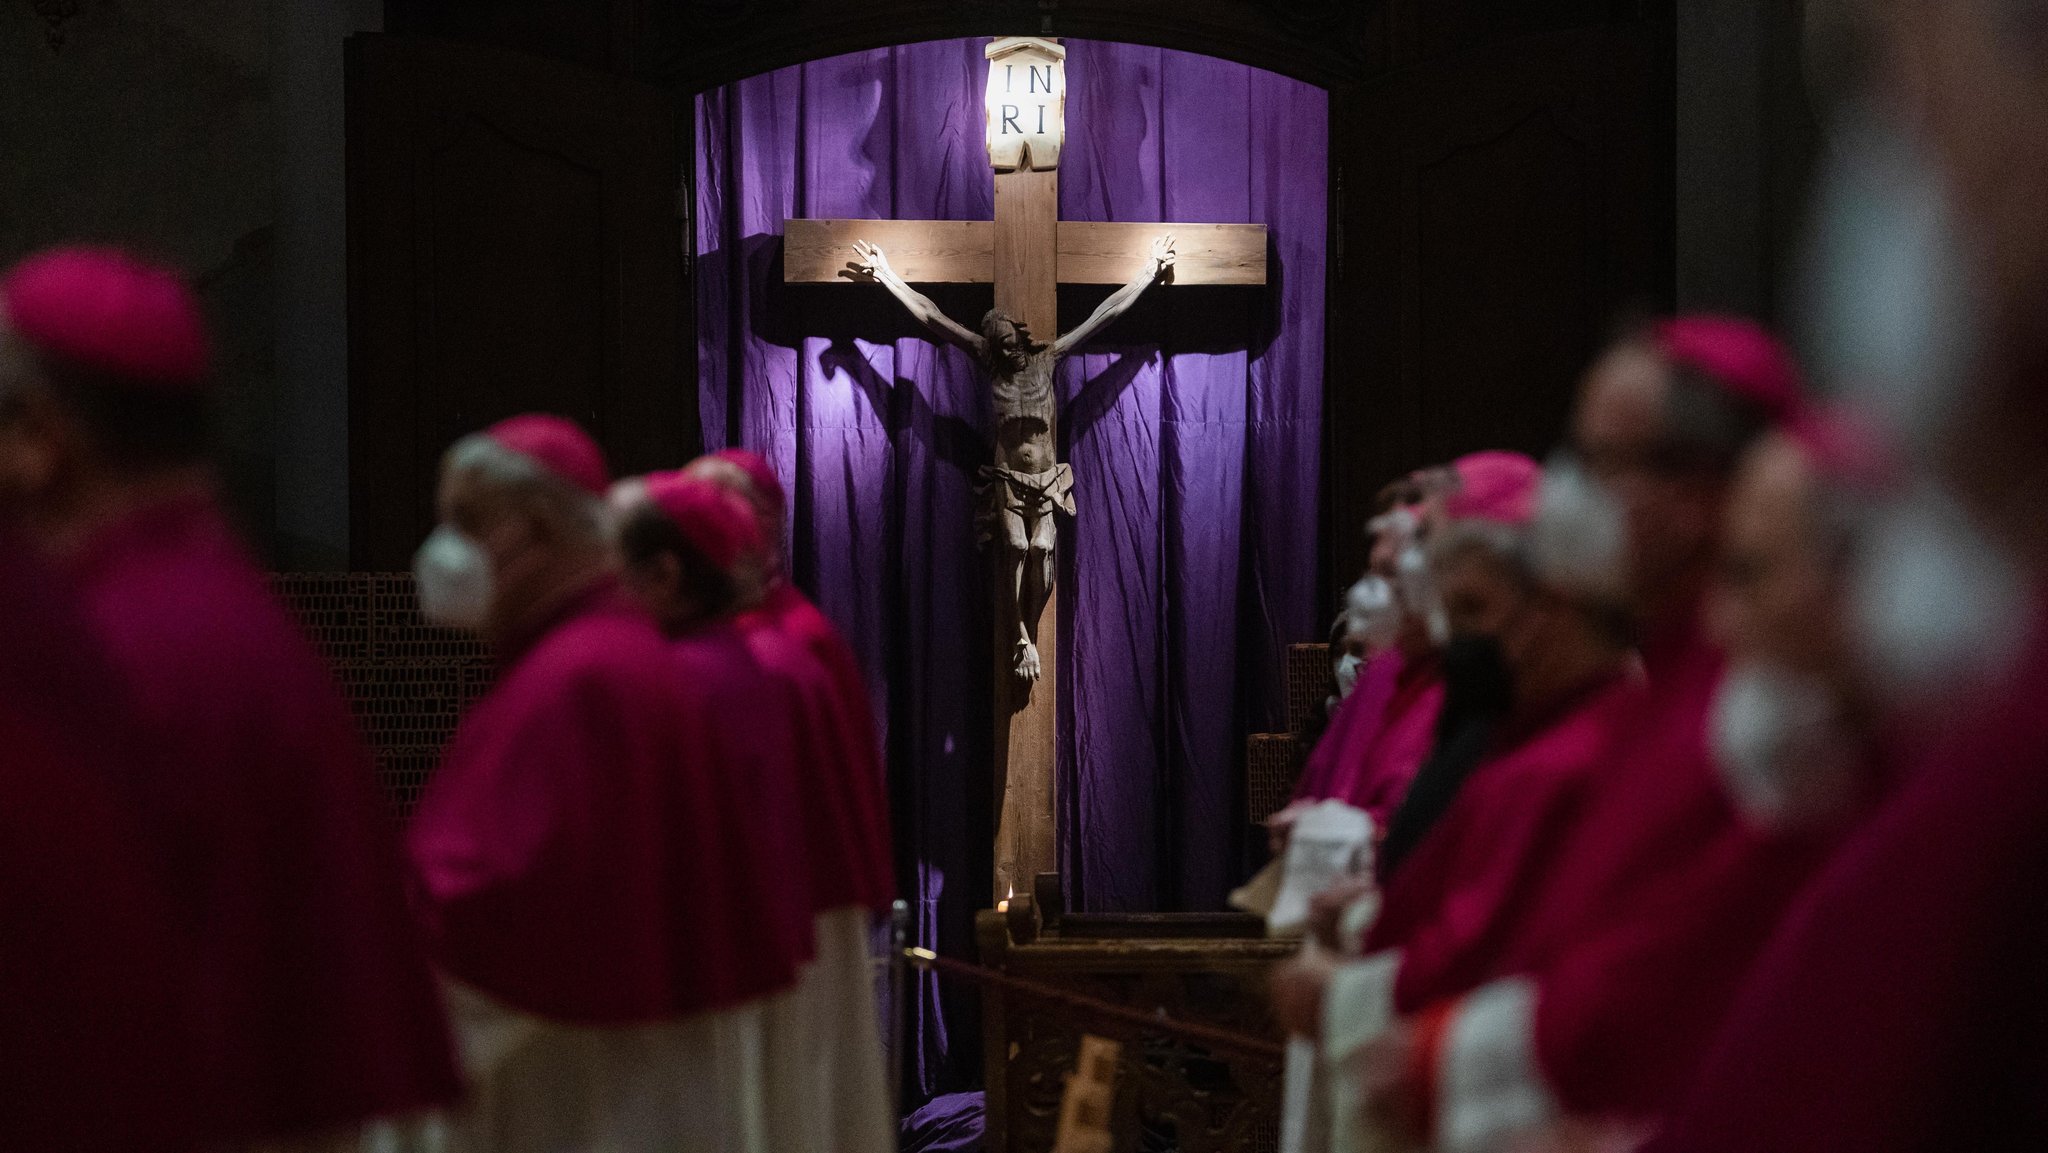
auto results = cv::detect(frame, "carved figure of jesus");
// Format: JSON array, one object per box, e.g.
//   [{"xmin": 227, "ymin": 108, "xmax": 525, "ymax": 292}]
[{"xmin": 846, "ymin": 234, "xmax": 1177, "ymax": 680}]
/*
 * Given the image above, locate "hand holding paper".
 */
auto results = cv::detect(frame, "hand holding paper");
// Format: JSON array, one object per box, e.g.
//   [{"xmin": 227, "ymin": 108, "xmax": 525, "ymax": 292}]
[{"xmin": 1269, "ymin": 800, "xmax": 1375, "ymax": 935}]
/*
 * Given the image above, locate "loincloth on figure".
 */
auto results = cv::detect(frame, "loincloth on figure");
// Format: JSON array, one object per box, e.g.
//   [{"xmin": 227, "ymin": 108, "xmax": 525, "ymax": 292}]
[{"xmin": 975, "ymin": 463, "xmax": 1077, "ymax": 546}]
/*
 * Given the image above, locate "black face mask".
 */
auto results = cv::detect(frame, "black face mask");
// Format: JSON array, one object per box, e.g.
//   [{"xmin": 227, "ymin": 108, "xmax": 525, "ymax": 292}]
[
  {"xmin": 1439, "ymin": 632, "xmax": 1514, "ymax": 720},
  {"xmin": 1380, "ymin": 632, "xmax": 1513, "ymax": 882}
]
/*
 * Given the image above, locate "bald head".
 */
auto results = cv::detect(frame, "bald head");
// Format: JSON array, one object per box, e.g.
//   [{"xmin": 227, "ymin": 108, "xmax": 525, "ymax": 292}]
[
  {"xmin": 1576, "ymin": 340, "xmax": 1676, "ymax": 458},
  {"xmin": 1572, "ymin": 336, "xmax": 1773, "ymax": 622},
  {"xmin": 1712, "ymin": 433, "xmax": 1854, "ymax": 679},
  {"xmin": 1707, "ymin": 433, "xmax": 1879, "ymax": 827}
]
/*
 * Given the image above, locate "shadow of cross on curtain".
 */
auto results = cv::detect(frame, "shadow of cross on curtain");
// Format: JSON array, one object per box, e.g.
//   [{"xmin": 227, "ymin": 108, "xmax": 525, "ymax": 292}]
[
  {"xmin": 783, "ymin": 35, "xmax": 1268, "ymax": 909},
  {"xmin": 694, "ymin": 37, "xmax": 1327, "ymax": 1107}
]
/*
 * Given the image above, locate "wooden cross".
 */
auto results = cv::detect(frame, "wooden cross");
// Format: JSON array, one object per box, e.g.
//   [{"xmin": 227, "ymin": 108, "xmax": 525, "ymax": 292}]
[{"xmin": 785, "ymin": 37, "xmax": 1268, "ymax": 902}]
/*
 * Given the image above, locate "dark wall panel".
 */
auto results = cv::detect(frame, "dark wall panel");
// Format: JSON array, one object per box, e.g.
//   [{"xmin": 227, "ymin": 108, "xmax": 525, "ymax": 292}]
[
  {"xmin": 1325, "ymin": 16, "xmax": 1672, "ymax": 591},
  {"xmin": 346, "ymin": 34, "xmax": 689, "ymax": 568},
  {"xmin": 422, "ymin": 115, "xmax": 609, "ymax": 433},
  {"xmin": 1415, "ymin": 108, "xmax": 1595, "ymax": 462}
]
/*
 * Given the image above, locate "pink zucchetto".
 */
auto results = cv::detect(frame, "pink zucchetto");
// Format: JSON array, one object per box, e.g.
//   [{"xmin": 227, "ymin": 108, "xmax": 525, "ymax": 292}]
[
  {"xmin": 709, "ymin": 448, "xmax": 786, "ymax": 511},
  {"xmin": 1443, "ymin": 450, "xmax": 1542, "ymax": 527},
  {"xmin": 0, "ymin": 246, "xmax": 211, "ymax": 391},
  {"xmin": 1655, "ymin": 314, "xmax": 1807, "ymax": 421},
  {"xmin": 485, "ymin": 414, "xmax": 611, "ymax": 497},
  {"xmin": 646, "ymin": 472, "xmax": 764, "ymax": 573}
]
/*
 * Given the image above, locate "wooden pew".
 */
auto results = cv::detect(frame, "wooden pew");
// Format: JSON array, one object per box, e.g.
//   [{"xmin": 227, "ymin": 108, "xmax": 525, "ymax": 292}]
[{"xmin": 980, "ymin": 875, "xmax": 1292, "ymax": 1153}]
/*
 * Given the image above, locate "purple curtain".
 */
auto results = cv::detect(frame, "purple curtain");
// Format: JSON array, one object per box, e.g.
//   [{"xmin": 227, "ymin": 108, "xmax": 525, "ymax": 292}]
[{"xmin": 696, "ymin": 38, "xmax": 1326, "ymax": 1105}]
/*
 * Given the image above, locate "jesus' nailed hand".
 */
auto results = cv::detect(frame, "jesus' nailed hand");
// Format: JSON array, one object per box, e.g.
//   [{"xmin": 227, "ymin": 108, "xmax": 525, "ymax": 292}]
[{"xmin": 841, "ymin": 233, "xmax": 1176, "ymax": 681}]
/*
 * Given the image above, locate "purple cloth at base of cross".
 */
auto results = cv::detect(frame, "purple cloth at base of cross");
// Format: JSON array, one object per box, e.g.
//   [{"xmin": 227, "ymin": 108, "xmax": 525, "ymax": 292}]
[{"xmin": 900, "ymin": 1091, "xmax": 985, "ymax": 1153}]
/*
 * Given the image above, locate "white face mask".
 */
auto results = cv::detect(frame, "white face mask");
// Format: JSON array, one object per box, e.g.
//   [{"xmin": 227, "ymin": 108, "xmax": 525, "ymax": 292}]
[
  {"xmin": 1332, "ymin": 651, "xmax": 1364, "ymax": 700},
  {"xmin": 1710, "ymin": 662, "xmax": 1861, "ymax": 828},
  {"xmin": 1799, "ymin": 107, "xmax": 2035, "ymax": 707},
  {"xmin": 1528, "ymin": 453, "xmax": 1629, "ymax": 604},
  {"xmin": 414, "ymin": 525, "xmax": 495, "ymax": 631},
  {"xmin": 1368, "ymin": 506, "xmax": 1446, "ymax": 648},
  {"xmin": 1801, "ymin": 108, "xmax": 1981, "ymax": 461},
  {"xmin": 1394, "ymin": 538, "xmax": 1450, "ymax": 647},
  {"xmin": 1847, "ymin": 479, "xmax": 2030, "ymax": 703},
  {"xmin": 1343, "ymin": 573, "xmax": 1401, "ymax": 651}
]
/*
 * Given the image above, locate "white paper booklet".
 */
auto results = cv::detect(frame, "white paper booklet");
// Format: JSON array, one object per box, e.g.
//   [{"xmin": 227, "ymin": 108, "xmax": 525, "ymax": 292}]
[{"xmin": 1268, "ymin": 800, "xmax": 1374, "ymax": 935}]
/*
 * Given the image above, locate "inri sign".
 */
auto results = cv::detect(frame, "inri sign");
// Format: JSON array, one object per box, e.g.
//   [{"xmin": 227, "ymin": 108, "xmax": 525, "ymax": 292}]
[{"xmin": 985, "ymin": 37, "xmax": 1066, "ymax": 171}]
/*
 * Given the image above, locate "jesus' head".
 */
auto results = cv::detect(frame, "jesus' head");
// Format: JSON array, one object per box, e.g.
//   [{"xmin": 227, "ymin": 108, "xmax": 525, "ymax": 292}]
[{"xmin": 980, "ymin": 309, "xmax": 1042, "ymax": 373}]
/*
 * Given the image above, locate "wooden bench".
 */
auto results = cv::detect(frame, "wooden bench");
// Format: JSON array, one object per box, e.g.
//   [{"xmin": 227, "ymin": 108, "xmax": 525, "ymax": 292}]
[{"xmin": 980, "ymin": 877, "xmax": 1292, "ymax": 1153}]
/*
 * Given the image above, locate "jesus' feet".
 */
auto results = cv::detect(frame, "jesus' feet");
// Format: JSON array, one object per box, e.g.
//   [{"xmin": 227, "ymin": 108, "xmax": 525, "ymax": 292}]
[{"xmin": 1014, "ymin": 640, "xmax": 1041, "ymax": 682}]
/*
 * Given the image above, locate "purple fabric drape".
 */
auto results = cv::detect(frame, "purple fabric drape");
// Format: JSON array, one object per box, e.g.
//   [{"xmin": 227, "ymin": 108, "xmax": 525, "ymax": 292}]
[{"xmin": 696, "ymin": 39, "xmax": 1326, "ymax": 1106}]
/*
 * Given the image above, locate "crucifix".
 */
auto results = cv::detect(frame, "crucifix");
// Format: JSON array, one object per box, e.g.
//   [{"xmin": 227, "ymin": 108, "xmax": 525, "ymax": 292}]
[{"xmin": 785, "ymin": 37, "xmax": 1269, "ymax": 902}]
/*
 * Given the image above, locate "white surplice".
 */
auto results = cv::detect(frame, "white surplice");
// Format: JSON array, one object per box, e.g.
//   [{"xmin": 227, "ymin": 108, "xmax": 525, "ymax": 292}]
[
  {"xmin": 367, "ymin": 908, "xmax": 892, "ymax": 1153},
  {"xmin": 761, "ymin": 906, "xmax": 896, "ymax": 1153}
]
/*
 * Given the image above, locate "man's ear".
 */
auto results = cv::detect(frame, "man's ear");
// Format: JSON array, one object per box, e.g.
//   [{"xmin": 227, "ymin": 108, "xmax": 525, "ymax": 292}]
[
  {"xmin": 510, "ymin": 500, "xmax": 557, "ymax": 546},
  {"xmin": 472, "ymin": 500, "xmax": 540, "ymax": 574},
  {"xmin": 0, "ymin": 389, "xmax": 74, "ymax": 495}
]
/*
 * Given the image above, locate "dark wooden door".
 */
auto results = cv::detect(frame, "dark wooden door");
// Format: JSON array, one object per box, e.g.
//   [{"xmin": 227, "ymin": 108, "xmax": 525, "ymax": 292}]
[
  {"xmin": 1325, "ymin": 13, "xmax": 1672, "ymax": 591},
  {"xmin": 347, "ymin": 34, "xmax": 690, "ymax": 569}
]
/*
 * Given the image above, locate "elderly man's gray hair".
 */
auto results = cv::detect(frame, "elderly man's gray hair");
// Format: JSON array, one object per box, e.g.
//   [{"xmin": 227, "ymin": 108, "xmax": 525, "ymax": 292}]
[{"xmin": 444, "ymin": 433, "xmax": 609, "ymax": 546}]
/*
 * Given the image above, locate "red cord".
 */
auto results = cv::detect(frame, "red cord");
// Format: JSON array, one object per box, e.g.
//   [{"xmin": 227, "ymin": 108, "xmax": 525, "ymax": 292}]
[{"xmin": 1407, "ymin": 999, "xmax": 1459, "ymax": 1142}]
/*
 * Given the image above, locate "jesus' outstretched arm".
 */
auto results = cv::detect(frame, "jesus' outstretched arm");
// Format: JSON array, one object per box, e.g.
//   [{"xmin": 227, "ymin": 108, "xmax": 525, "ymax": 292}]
[
  {"xmin": 844, "ymin": 241, "xmax": 988, "ymax": 358},
  {"xmin": 1052, "ymin": 234, "xmax": 1177, "ymax": 358}
]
